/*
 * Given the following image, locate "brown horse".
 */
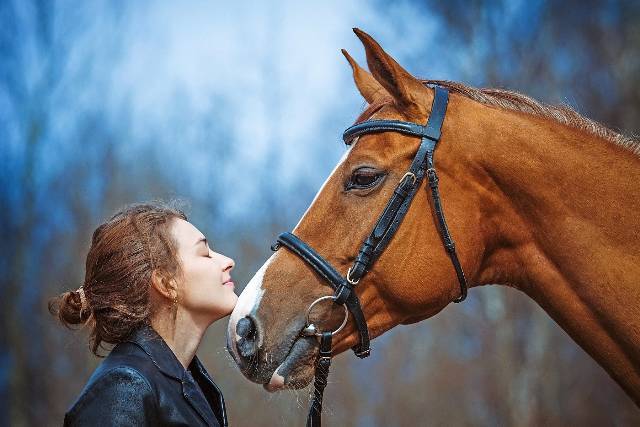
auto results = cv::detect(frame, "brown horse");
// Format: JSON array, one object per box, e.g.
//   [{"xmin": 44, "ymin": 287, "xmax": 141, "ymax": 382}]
[{"xmin": 227, "ymin": 29, "xmax": 640, "ymax": 405}]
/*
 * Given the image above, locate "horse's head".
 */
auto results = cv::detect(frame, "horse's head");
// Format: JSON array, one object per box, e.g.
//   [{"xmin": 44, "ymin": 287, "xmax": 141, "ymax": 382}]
[{"xmin": 228, "ymin": 29, "xmax": 486, "ymax": 390}]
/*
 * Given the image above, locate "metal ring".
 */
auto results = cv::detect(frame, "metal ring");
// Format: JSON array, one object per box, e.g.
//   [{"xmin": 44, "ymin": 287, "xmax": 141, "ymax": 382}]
[
  {"xmin": 399, "ymin": 172, "xmax": 417, "ymax": 185},
  {"xmin": 346, "ymin": 266, "xmax": 360, "ymax": 285},
  {"xmin": 303, "ymin": 295, "xmax": 349, "ymax": 337}
]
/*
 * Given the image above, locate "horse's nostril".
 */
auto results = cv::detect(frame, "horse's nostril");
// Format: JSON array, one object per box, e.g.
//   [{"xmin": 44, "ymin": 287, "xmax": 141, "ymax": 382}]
[
  {"xmin": 236, "ymin": 316, "xmax": 256, "ymax": 339},
  {"xmin": 236, "ymin": 316, "xmax": 259, "ymax": 358},
  {"xmin": 237, "ymin": 337, "xmax": 258, "ymax": 358}
]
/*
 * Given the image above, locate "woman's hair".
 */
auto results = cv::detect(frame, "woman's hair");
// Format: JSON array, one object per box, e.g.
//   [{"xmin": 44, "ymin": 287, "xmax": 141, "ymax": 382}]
[{"xmin": 49, "ymin": 201, "xmax": 187, "ymax": 356}]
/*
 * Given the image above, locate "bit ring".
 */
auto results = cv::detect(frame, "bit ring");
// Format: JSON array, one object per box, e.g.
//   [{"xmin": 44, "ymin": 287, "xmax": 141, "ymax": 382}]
[{"xmin": 302, "ymin": 295, "xmax": 349, "ymax": 337}]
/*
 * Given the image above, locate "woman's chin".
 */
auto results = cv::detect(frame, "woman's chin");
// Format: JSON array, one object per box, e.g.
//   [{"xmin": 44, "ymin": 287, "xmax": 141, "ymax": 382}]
[{"xmin": 216, "ymin": 294, "xmax": 239, "ymax": 317}]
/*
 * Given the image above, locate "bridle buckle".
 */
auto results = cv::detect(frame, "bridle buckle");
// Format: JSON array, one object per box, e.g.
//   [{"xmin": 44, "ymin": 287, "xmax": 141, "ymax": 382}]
[
  {"xmin": 346, "ymin": 266, "xmax": 360, "ymax": 285},
  {"xmin": 354, "ymin": 348, "xmax": 371, "ymax": 358},
  {"xmin": 399, "ymin": 171, "xmax": 417, "ymax": 185}
]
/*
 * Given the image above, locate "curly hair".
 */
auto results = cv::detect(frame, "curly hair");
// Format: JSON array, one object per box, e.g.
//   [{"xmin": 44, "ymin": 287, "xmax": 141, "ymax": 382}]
[{"xmin": 48, "ymin": 201, "xmax": 187, "ymax": 355}]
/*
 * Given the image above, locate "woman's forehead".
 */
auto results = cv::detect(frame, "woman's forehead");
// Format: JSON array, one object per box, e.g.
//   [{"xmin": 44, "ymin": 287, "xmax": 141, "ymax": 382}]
[{"xmin": 171, "ymin": 218, "xmax": 205, "ymax": 244}]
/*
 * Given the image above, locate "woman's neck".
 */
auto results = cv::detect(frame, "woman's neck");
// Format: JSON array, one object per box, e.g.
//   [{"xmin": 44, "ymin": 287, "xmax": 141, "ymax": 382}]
[{"xmin": 151, "ymin": 309, "xmax": 209, "ymax": 369}]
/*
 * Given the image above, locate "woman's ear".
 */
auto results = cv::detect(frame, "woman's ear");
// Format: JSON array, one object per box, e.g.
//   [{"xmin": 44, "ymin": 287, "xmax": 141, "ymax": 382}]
[{"xmin": 151, "ymin": 270, "xmax": 178, "ymax": 301}]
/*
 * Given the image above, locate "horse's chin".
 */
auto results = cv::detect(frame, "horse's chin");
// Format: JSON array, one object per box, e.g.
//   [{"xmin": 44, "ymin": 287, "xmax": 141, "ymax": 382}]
[{"xmin": 263, "ymin": 336, "xmax": 317, "ymax": 392}]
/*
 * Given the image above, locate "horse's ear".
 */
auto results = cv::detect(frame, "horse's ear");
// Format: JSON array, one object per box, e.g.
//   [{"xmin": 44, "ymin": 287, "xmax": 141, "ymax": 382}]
[
  {"xmin": 353, "ymin": 28, "xmax": 430, "ymax": 116},
  {"xmin": 341, "ymin": 49, "xmax": 388, "ymax": 104}
]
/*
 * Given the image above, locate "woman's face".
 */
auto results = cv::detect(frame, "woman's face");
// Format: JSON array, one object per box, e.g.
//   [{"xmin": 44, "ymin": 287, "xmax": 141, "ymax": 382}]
[{"xmin": 171, "ymin": 218, "xmax": 237, "ymax": 324}]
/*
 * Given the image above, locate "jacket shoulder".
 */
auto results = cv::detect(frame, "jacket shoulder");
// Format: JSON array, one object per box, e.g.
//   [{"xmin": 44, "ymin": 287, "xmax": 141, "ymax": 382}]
[
  {"xmin": 64, "ymin": 364, "xmax": 159, "ymax": 426},
  {"xmin": 97, "ymin": 341, "xmax": 161, "ymax": 380}
]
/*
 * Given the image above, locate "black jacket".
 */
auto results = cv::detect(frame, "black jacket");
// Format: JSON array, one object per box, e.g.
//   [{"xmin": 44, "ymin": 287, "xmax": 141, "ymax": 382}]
[{"xmin": 64, "ymin": 325, "xmax": 228, "ymax": 426}]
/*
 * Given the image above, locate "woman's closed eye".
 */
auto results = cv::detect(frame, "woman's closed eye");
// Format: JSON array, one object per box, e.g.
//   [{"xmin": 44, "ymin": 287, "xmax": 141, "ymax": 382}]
[{"xmin": 201, "ymin": 249, "xmax": 212, "ymax": 258}]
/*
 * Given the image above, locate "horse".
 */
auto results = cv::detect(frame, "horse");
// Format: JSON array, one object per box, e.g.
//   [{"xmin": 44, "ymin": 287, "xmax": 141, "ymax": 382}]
[{"xmin": 227, "ymin": 28, "xmax": 640, "ymax": 409}]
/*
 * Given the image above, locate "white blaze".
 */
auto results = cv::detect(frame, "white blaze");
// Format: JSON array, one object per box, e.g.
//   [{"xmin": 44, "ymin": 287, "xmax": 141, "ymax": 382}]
[
  {"xmin": 229, "ymin": 140, "xmax": 358, "ymax": 358},
  {"xmin": 228, "ymin": 255, "xmax": 273, "ymax": 342}
]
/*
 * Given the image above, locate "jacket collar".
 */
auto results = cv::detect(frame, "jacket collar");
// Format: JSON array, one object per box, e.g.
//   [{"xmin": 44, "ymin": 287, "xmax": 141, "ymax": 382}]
[
  {"xmin": 127, "ymin": 324, "xmax": 185, "ymax": 381},
  {"xmin": 126, "ymin": 325, "xmax": 224, "ymax": 426}
]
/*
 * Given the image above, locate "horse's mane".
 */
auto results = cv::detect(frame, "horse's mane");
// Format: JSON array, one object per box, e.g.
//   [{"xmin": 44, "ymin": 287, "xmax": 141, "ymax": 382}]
[{"xmin": 422, "ymin": 79, "xmax": 640, "ymax": 155}]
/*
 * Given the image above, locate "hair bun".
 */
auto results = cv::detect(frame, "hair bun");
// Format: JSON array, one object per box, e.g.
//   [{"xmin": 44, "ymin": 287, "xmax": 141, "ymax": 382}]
[{"xmin": 48, "ymin": 289, "xmax": 89, "ymax": 327}]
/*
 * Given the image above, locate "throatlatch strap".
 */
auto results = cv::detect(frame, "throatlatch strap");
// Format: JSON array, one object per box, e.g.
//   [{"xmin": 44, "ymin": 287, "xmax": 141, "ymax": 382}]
[
  {"xmin": 306, "ymin": 332, "xmax": 332, "ymax": 427},
  {"xmin": 425, "ymin": 157, "xmax": 468, "ymax": 302}
]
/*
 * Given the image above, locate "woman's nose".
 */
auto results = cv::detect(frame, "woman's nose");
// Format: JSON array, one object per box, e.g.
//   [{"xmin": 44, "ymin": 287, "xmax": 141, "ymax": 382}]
[
  {"xmin": 225, "ymin": 257, "xmax": 235, "ymax": 272},
  {"xmin": 213, "ymin": 251, "xmax": 235, "ymax": 272}
]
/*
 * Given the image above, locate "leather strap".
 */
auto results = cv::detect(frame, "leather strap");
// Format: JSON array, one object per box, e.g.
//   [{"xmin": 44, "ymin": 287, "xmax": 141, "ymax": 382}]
[
  {"xmin": 273, "ymin": 233, "xmax": 371, "ymax": 357},
  {"xmin": 425, "ymin": 161, "xmax": 468, "ymax": 302},
  {"xmin": 306, "ymin": 332, "xmax": 332, "ymax": 427},
  {"xmin": 270, "ymin": 85, "xmax": 470, "ymax": 427},
  {"xmin": 343, "ymin": 86, "xmax": 449, "ymax": 285},
  {"xmin": 272, "ymin": 86, "xmax": 467, "ymax": 364},
  {"xmin": 342, "ymin": 85, "xmax": 449, "ymax": 145}
]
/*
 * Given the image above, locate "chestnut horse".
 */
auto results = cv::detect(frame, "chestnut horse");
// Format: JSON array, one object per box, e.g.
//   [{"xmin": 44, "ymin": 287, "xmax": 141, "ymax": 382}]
[{"xmin": 228, "ymin": 29, "xmax": 640, "ymax": 406}]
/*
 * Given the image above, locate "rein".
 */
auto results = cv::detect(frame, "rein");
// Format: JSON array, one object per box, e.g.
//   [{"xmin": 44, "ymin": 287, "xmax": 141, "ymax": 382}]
[{"xmin": 271, "ymin": 86, "xmax": 468, "ymax": 426}]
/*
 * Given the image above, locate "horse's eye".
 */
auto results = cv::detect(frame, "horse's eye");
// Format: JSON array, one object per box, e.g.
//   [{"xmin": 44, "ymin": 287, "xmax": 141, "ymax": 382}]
[{"xmin": 346, "ymin": 168, "xmax": 385, "ymax": 190}]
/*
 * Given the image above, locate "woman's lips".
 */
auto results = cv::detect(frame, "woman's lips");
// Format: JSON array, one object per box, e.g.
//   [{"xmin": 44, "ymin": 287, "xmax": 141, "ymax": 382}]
[{"xmin": 223, "ymin": 280, "xmax": 235, "ymax": 288}]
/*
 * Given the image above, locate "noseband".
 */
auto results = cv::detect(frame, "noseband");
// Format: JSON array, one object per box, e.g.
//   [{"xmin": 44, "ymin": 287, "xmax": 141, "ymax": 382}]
[{"xmin": 271, "ymin": 86, "xmax": 468, "ymax": 426}]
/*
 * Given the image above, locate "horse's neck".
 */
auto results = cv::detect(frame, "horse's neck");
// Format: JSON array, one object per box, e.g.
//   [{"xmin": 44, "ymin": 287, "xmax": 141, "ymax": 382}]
[{"xmin": 465, "ymin": 105, "xmax": 640, "ymax": 403}]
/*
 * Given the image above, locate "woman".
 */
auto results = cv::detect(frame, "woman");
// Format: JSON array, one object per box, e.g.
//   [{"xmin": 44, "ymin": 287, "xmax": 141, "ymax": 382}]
[{"xmin": 49, "ymin": 202, "xmax": 237, "ymax": 426}]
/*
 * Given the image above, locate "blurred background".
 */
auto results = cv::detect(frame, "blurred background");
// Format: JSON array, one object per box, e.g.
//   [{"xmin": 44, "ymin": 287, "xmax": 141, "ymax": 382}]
[{"xmin": 2, "ymin": 0, "xmax": 639, "ymax": 426}]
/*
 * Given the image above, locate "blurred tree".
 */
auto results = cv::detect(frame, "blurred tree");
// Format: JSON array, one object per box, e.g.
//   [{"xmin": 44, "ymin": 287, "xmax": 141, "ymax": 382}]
[{"xmin": 2, "ymin": 0, "xmax": 639, "ymax": 426}]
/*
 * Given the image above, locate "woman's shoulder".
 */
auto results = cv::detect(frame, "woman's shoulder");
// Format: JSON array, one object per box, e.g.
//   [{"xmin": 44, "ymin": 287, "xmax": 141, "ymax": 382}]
[
  {"xmin": 98, "ymin": 340, "xmax": 162, "ymax": 380},
  {"xmin": 64, "ymin": 367, "xmax": 158, "ymax": 426},
  {"xmin": 75, "ymin": 363, "xmax": 155, "ymax": 404},
  {"xmin": 64, "ymin": 343, "xmax": 160, "ymax": 426}
]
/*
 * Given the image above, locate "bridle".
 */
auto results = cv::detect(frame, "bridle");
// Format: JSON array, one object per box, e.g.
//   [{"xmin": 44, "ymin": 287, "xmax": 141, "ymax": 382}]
[{"xmin": 270, "ymin": 86, "xmax": 468, "ymax": 426}]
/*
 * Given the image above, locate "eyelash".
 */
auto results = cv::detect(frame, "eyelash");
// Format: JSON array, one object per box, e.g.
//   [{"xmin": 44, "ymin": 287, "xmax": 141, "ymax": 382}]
[{"xmin": 345, "ymin": 168, "xmax": 386, "ymax": 191}]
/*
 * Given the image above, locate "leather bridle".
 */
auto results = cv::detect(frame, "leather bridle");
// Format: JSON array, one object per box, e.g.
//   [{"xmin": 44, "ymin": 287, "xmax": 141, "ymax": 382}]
[{"xmin": 271, "ymin": 86, "xmax": 468, "ymax": 426}]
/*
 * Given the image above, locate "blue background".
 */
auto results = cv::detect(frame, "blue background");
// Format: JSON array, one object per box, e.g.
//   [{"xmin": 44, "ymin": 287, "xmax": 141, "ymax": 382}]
[{"xmin": 2, "ymin": 1, "xmax": 639, "ymax": 425}]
